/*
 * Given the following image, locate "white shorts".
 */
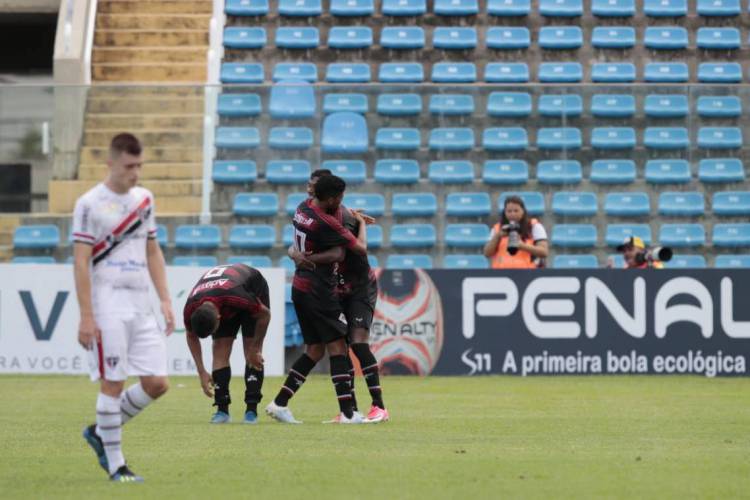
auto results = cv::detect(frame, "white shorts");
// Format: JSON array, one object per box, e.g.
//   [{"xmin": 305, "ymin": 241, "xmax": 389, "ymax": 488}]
[{"xmin": 88, "ymin": 312, "xmax": 168, "ymax": 382}]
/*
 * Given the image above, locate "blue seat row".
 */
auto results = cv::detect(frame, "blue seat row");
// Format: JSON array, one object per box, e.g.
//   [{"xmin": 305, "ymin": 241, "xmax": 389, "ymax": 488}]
[{"xmin": 553, "ymin": 223, "xmax": 750, "ymax": 247}]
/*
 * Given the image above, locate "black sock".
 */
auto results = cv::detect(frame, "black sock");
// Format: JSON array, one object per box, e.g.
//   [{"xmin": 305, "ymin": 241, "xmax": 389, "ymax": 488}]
[
  {"xmin": 212, "ymin": 366, "xmax": 231, "ymax": 413},
  {"xmin": 274, "ymin": 354, "xmax": 316, "ymax": 407},
  {"xmin": 330, "ymin": 355, "xmax": 353, "ymax": 419},
  {"xmin": 244, "ymin": 365, "xmax": 264, "ymax": 414},
  {"xmin": 351, "ymin": 343, "xmax": 384, "ymax": 409},
  {"xmin": 347, "ymin": 356, "xmax": 358, "ymax": 412}
]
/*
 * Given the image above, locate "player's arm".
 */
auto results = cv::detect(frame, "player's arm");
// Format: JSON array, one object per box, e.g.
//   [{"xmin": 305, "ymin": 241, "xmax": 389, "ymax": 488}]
[
  {"xmin": 73, "ymin": 242, "xmax": 99, "ymax": 349},
  {"xmin": 288, "ymin": 244, "xmax": 344, "ymax": 268},
  {"xmin": 246, "ymin": 303, "xmax": 271, "ymax": 369},
  {"xmin": 146, "ymin": 238, "xmax": 175, "ymax": 335},
  {"xmin": 185, "ymin": 329, "xmax": 213, "ymax": 397}
]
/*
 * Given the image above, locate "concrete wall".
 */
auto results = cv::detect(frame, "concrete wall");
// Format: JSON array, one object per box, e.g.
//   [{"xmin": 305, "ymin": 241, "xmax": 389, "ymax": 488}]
[{"xmin": 0, "ymin": 0, "xmax": 59, "ymax": 13}]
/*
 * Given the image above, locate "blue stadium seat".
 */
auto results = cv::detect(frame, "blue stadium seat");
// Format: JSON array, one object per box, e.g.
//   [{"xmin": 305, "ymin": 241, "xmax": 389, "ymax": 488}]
[
  {"xmin": 487, "ymin": 92, "xmax": 532, "ymax": 117},
  {"xmin": 386, "ymin": 254, "xmax": 433, "ymax": 269},
  {"xmin": 715, "ymin": 255, "xmax": 750, "ymax": 268},
  {"xmin": 434, "ymin": 0, "xmax": 479, "ymax": 16},
  {"xmin": 173, "ymin": 256, "xmax": 218, "ymax": 267},
  {"xmin": 14, "ymin": 225, "xmax": 59, "ymax": 249},
  {"xmin": 606, "ymin": 225, "xmax": 652, "ymax": 247},
  {"xmin": 644, "ymin": 63, "xmax": 689, "ymax": 83},
  {"xmin": 227, "ymin": 255, "xmax": 273, "ymax": 267},
  {"xmin": 697, "ymin": 0, "xmax": 740, "ymax": 16},
  {"xmin": 377, "ymin": 93, "xmax": 422, "ymax": 115},
  {"xmin": 539, "ymin": 62, "xmax": 582, "ymax": 83},
  {"xmin": 697, "ymin": 96, "xmax": 741, "ymax": 117},
  {"xmin": 591, "ymin": 127, "xmax": 636, "ymax": 149},
  {"xmin": 698, "ymin": 127, "xmax": 742, "ymax": 149},
  {"xmin": 279, "ymin": 0, "xmax": 322, "ymax": 16},
  {"xmin": 486, "ymin": 27, "xmax": 530, "ymax": 49},
  {"xmin": 367, "ymin": 225, "xmax": 383, "ymax": 249},
  {"xmin": 213, "ymin": 160, "xmax": 257, "ymax": 184},
  {"xmin": 328, "ymin": 27, "xmax": 373, "ymax": 48},
  {"xmin": 485, "ymin": 63, "xmax": 529, "ymax": 82},
  {"xmin": 645, "ymin": 159, "xmax": 691, "ymax": 184},
  {"xmin": 375, "ymin": 128, "xmax": 420, "ymax": 150},
  {"xmin": 274, "ymin": 27, "xmax": 318, "ymax": 49},
  {"xmin": 175, "ymin": 225, "xmax": 221, "ymax": 249},
  {"xmin": 713, "ymin": 224, "xmax": 750, "ymax": 247},
  {"xmin": 698, "ymin": 63, "xmax": 742, "ymax": 83},
  {"xmin": 591, "ymin": 63, "xmax": 636, "ymax": 83},
  {"xmin": 553, "ymin": 254, "xmax": 599, "ymax": 268},
  {"xmin": 644, "ymin": 127, "xmax": 689, "ymax": 150},
  {"xmin": 590, "ymin": 94, "xmax": 635, "ymax": 117},
  {"xmin": 666, "ymin": 255, "xmax": 707, "ymax": 269},
  {"xmin": 538, "ymin": 94, "xmax": 582, "ymax": 117},
  {"xmin": 323, "ymin": 93, "xmax": 368, "ymax": 114},
  {"xmin": 644, "ymin": 0, "xmax": 687, "ymax": 16},
  {"xmin": 382, "ymin": 0, "xmax": 426, "ymax": 15},
  {"xmin": 429, "ymin": 128, "xmax": 474, "ymax": 151},
  {"xmin": 644, "ymin": 27, "xmax": 688, "ymax": 49},
  {"xmin": 228, "ymin": 225, "xmax": 275, "ymax": 249},
  {"xmin": 380, "ymin": 27, "xmax": 425, "ymax": 49},
  {"xmin": 446, "ymin": 193, "xmax": 491, "ymax": 216},
  {"xmin": 483, "ymin": 160, "xmax": 528, "ymax": 185},
  {"xmin": 282, "ymin": 224, "xmax": 295, "ymax": 246},
  {"xmin": 697, "ymin": 28, "xmax": 740, "ymax": 49},
  {"xmin": 330, "ymin": 0, "xmax": 374, "ymax": 16},
  {"xmin": 591, "ymin": 27, "xmax": 635, "ymax": 48},
  {"xmin": 276, "ymin": 256, "xmax": 294, "ymax": 276},
  {"xmin": 221, "ymin": 63, "xmax": 264, "ymax": 83},
  {"xmin": 551, "ymin": 225, "xmax": 597, "ymax": 247},
  {"xmin": 390, "ymin": 224, "xmax": 437, "ymax": 247},
  {"xmin": 537, "ymin": 128, "xmax": 582, "ymax": 150},
  {"xmin": 658, "ymin": 192, "xmax": 705, "ymax": 216},
  {"xmin": 224, "ymin": 27, "xmax": 266, "ymax": 49},
  {"xmin": 268, "ymin": 127, "xmax": 313, "ymax": 150},
  {"xmin": 498, "ymin": 192, "xmax": 545, "ymax": 216},
  {"xmin": 273, "ymin": 62, "xmax": 317, "ymax": 82},
  {"xmin": 430, "ymin": 94, "xmax": 475, "ymax": 115},
  {"xmin": 644, "ymin": 94, "xmax": 688, "ymax": 118},
  {"xmin": 322, "ymin": 160, "xmax": 367, "ymax": 184},
  {"xmin": 592, "ymin": 0, "xmax": 634, "ymax": 16},
  {"xmin": 539, "ymin": 26, "xmax": 583, "ymax": 49},
  {"xmin": 344, "ymin": 193, "xmax": 385, "ymax": 216},
  {"xmin": 537, "ymin": 160, "xmax": 582, "ymax": 184},
  {"xmin": 713, "ymin": 191, "xmax": 750, "ymax": 216},
  {"xmin": 699, "ymin": 158, "xmax": 745, "ymax": 183},
  {"xmin": 433, "ymin": 27, "xmax": 477, "ymax": 49},
  {"xmin": 445, "ymin": 224, "xmax": 491, "ymax": 247},
  {"xmin": 12, "ymin": 256, "xmax": 56, "ymax": 264},
  {"xmin": 215, "ymin": 127, "xmax": 259, "ymax": 149},
  {"xmin": 321, "ymin": 112, "xmax": 368, "ymax": 153},
  {"xmin": 326, "ymin": 63, "xmax": 371, "ymax": 83},
  {"xmin": 487, "ymin": 0, "xmax": 530, "ymax": 15},
  {"xmin": 368, "ymin": 255, "xmax": 381, "ymax": 268},
  {"xmin": 443, "ymin": 254, "xmax": 490, "ymax": 269},
  {"xmin": 483, "ymin": 128, "xmax": 528, "ymax": 151},
  {"xmin": 374, "ymin": 159, "xmax": 420, "ymax": 184},
  {"xmin": 590, "ymin": 160, "xmax": 636, "ymax": 184},
  {"xmin": 285, "ymin": 192, "xmax": 307, "ymax": 215},
  {"xmin": 553, "ymin": 192, "xmax": 597, "ymax": 216},
  {"xmin": 226, "ymin": 0, "xmax": 269, "ymax": 16},
  {"xmin": 540, "ymin": 0, "xmax": 582, "ymax": 16},
  {"xmin": 432, "ymin": 63, "xmax": 477, "ymax": 83},
  {"xmin": 266, "ymin": 160, "xmax": 310, "ymax": 184},
  {"xmin": 234, "ymin": 193, "xmax": 278, "ymax": 217},
  {"xmin": 269, "ymin": 81, "xmax": 315, "ymax": 119},
  {"xmin": 218, "ymin": 93, "xmax": 261, "ymax": 117},
  {"xmin": 659, "ymin": 224, "xmax": 706, "ymax": 247},
  {"xmin": 430, "ymin": 160, "xmax": 475, "ymax": 184},
  {"xmin": 604, "ymin": 192, "xmax": 650, "ymax": 217},
  {"xmin": 156, "ymin": 225, "xmax": 168, "ymax": 247},
  {"xmin": 392, "ymin": 193, "xmax": 437, "ymax": 216},
  {"xmin": 379, "ymin": 63, "xmax": 423, "ymax": 83}
]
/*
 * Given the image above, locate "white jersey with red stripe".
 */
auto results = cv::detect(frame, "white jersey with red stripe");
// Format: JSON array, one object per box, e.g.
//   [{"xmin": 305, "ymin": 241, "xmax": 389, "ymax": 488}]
[{"xmin": 72, "ymin": 183, "xmax": 158, "ymax": 314}]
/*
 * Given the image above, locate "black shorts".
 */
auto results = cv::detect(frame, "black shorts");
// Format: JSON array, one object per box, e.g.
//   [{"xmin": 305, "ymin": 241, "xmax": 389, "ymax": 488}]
[
  {"xmin": 292, "ymin": 286, "xmax": 348, "ymax": 345},
  {"xmin": 341, "ymin": 279, "xmax": 378, "ymax": 334},
  {"xmin": 213, "ymin": 312, "xmax": 257, "ymax": 340}
]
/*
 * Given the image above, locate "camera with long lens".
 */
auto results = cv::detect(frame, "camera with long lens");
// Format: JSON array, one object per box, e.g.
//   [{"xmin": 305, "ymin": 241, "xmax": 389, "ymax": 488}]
[
  {"xmin": 501, "ymin": 221, "xmax": 521, "ymax": 255},
  {"xmin": 634, "ymin": 246, "xmax": 673, "ymax": 265}
]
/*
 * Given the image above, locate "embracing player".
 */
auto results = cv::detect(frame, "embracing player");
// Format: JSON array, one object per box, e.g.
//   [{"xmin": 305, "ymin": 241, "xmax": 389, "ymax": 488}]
[{"xmin": 183, "ymin": 263, "xmax": 271, "ymax": 424}]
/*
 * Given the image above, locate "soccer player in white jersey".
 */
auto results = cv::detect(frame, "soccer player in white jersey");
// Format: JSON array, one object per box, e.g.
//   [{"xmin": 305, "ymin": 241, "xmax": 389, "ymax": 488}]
[{"xmin": 73, "ymin": 133, "xmax": 175, "ymax": 483}]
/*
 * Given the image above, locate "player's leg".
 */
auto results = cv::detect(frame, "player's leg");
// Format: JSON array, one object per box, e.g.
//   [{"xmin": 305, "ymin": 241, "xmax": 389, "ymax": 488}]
[
  {"xmin": 241, "ymin": 333, "xmax": 263, "ymax": 424},
  {"xmin": 326, "ymin": 338, "xmax": 360, "ymax": 423},
  {"xmin": 266, "ymin": 342, "xmax": 323, "ymax": 423},
  {"xmin": 211, "ymin": 336, "xmax": 234, "ymax": 423}
]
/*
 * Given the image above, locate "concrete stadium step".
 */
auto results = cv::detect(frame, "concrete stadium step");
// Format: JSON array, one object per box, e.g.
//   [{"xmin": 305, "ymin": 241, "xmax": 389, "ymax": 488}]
[
  {"xmin": 98, "ymin": 1, "xmax": 213, "ymax": 15},
  {"xmin": 78, "ymin": 163, "xmax": 202, "ymax": 180},
  {"xmin": 81, "ymin": 146, "xmax": 202, "ymax": 163},
  {"xmin": 48, "ymin": 180, "xmax": 203, "ymax": 213},
  {"xmin": 96, "ymin": 14, "xmax": 210, "ymax": 30},
  {"xmin": 87, "ymin": 97, "xmax": 203, "ymax": 114},
  {"xmin": 92, "ymin": 63, "xmax": 206, "ymax": 82},
  {"xmin": 84, "ymin": 114, "xmax": 203, "ymax": 130},
  {"xmin": 93, "ymin": 47, "xmax": 207, "ymax": 64},
  {"xmin": 87, "ymin": 86, "xmax": 203, "ymax": 99},
  {"xmin": 94, "ymin": 30, "xmax": 209, "ymax": 48},
  {"xmin": 83, "ymin": 130, "xmax": 202, "ymax": 147}
]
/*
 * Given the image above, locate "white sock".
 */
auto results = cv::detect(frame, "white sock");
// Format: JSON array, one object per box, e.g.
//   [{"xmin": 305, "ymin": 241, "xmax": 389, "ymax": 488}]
[
  {"xmin": 96, "ymin": 393, "xmax": 125, "ymax": 475},
  {"xmin": 120, "ymin": 383, "xmax": 154, "ymax": 425}
]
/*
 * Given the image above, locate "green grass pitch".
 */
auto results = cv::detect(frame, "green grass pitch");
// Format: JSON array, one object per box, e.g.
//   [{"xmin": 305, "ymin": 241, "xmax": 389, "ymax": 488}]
[{"xmin": 1, "ymin": 375, "xmax": 748, "ymax": 499}]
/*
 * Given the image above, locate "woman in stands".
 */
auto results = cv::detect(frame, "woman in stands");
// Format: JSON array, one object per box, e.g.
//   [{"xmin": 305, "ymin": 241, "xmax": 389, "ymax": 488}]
[{"xmin": 483, "ymin": 195, "xmax": 549, "ymax": 269}]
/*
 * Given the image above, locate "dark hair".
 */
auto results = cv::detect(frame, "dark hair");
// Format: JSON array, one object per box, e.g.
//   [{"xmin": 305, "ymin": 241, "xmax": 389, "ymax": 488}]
[
  {"xmin": 313, "ymin": 174, "xmax": 346, "ymax": 201},
  {"xmin": 190, "ymin": 302, "xmax": 218, "ymax": 339},
  {"xmin": 310, "ymin": 168, "xmax": 332, "ymax": 180},
  {"xmin": 501, "ymin": 195, "xmax": 533, "ymax": 239},
  {"xmin": 109, "ymin": 133, "xmax": 142, "ymax": 158}
]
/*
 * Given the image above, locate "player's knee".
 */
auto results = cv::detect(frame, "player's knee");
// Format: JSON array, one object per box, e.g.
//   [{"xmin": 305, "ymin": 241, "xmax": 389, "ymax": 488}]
[
  {"xmin": 326, "ymin": 339, "xmax": 347, "ymax": 357},
  {"xmin": 350, "ymin": 328, "xmax": 370, "ymax": 344},
  {"xmin": 144, "ymin": 377, "xmax": 169, "ymax": 398},
  {"xmin": 305, "ymin": 344, "xmax": 325, "ymax": 362}
]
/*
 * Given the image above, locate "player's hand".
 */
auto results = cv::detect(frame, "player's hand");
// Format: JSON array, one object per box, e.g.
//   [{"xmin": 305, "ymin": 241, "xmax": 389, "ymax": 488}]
[
  {"xmin": 248, "ymin": 351, "xmax": 264, "ymax": 370},
  {"xmin": 199, "ymin": 370, "xmax": 214, "ymax": 398},
  {"xmin": 293, "ymin": 251, "xmax": 316, "ymax": 271},
  {"xmin": 352, "ymin": 209, "xmax": 376, "ymax": 225},
  {"xmin": 161, "ymin": 299, "xmax": 175, "ymax": 336},
  {"xmin": 78, "ymin": 316, "xmax": 101, "ymax": 350}
]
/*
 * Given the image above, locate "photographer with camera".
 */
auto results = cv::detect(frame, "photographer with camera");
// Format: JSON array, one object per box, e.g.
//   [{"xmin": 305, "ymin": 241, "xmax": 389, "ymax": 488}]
[
  {"xmin": 612, "ymin": 236, "xmax": 671, "ymax": 269},
  {"xmin": 483, "ymin": 195, "xmax": 549, "ymax": 269}
]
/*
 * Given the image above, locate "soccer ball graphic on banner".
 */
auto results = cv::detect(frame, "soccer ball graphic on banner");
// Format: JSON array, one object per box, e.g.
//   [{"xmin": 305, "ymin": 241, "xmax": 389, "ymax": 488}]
[{"xmin": 370, "ymin": 268, "xmax": 444, "ymax": 375}]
